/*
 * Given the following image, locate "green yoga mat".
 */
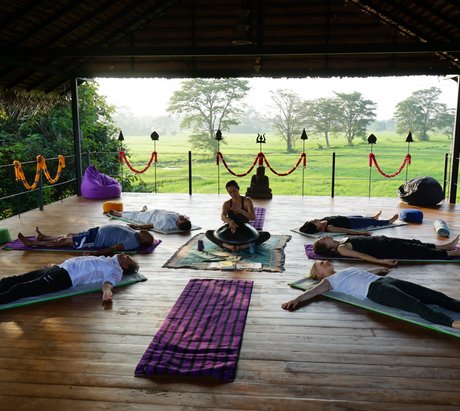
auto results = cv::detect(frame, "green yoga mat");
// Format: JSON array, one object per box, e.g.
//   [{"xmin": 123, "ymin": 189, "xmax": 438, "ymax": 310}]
[
  {"xmin": 0, "ymin": 272, "xmax": 147, "ymax": 311},
  {"xmin": 289, "ymin": 276, "xmax": 460, "ymax": 339}
]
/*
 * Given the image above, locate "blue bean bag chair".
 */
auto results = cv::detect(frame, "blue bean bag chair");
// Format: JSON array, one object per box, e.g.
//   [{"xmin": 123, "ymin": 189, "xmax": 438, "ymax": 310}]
[
  {"xmin": 398, "ymin": 176, "xmax": 444, "ymax": 207},
  {"xmin": 81, "ymin": 165, "xmax": 121, "ymax": 199}
]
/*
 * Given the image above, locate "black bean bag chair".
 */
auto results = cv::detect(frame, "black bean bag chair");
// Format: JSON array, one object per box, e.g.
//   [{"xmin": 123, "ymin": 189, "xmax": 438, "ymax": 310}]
[{"xmin": 398, "ymin": 176, "xmax": 444, "ymax": 206}]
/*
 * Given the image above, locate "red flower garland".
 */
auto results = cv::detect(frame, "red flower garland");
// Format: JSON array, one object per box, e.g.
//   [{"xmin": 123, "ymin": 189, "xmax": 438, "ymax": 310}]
[
  {"xmin": 119, "ymin": 151, "xmax": 157, "ymax": 174},
  {"xmin": 368, "ymin": 153, "xmax": 411, "ymax": 178}
]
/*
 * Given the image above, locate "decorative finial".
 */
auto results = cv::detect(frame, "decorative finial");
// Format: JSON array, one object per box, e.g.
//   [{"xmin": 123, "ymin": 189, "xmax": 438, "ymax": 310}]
[
  {"xmin": 301, "ymin": 129, "xmax": 308, "ymax": 140},
  {"xmin": 405, "ymin": 131, "xmax": 413, "ymax": 143},
  {"xmin": 118, "ymin": 130, "xmax": 124, "ymax": 141},
  {"xmin": 215, "ymin": 130, "xmax": 223, "ymax": 141},
  {"xmin": 367, "ymin": 134, "xmax": 377, "ymax": 144},
  {"xmin": 256, "ymin": 133, "xmax": 266, "ymax": 144},
  {"xmin": 150, "ymin": 131, "xmax": 159, "ymax": 141}
]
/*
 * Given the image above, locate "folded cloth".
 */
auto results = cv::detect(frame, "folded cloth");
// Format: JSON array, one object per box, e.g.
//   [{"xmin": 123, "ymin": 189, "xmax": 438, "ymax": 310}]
[{"xmin": 135, "ymin": 279, "xmax": 253, "ymax": 381}]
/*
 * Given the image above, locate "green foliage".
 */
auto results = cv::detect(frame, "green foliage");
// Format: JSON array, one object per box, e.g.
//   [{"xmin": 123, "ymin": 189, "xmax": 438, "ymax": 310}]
[
  {"xmin": 306, "ymin": 97, "xmax": 341, "ymax": 149},
  {"xmin": 0, "ymin": 82, "xmax": 119, "ymax": 218},
  {"xmin": 394, "ymin": 87, "xmax": 451, "ymax": 141},
  {"xmin": 167, "ymin": 78, "xmax": 250, "ymax": 153}
]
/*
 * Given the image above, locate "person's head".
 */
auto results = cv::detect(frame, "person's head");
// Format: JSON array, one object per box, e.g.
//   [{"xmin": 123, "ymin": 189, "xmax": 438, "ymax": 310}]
[
  {"xmin": 176, "ymin": 215, "xmax": 192, "ymax": 231},
  {"xmin": 117, "ymin": 254, "xmax": 139, "ymax": 275},
  {"xmin": 299, "ymin": 219, "xmax": 321, "ymax": 234},
  {"xmin": 308, "ymin": 260, "xmax": 335, "ymax": 280},
  {"xmin": 138, "ymin": 230, "xmax": 154, "ymax": 247},
  {"xmin": 225, "ymin": 180, "xmax": 240, "ymax": 197},
  {"xmin": 313, "ymin": 236, "xmax": 337, "ymax": 255}
]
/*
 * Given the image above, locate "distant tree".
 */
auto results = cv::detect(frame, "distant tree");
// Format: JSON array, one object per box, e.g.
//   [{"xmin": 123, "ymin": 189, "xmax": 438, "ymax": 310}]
[
  {"xmin": 435, "ymin": 108, "xmax": 455, "ymax": 139},
  {"xmin": 306, "ymin": 97, "xmax": 341, "ymax": 149},
  {"xmin": 334, "ymin": 92, "xmax": 377, "ymax": 145},
  {"xmin": 394, "ymin": 87, "xmax": 449, "ymax": 141},
  {"xmin": 167, "ymin": 78, "xmax": 249, "ymax": 153},
  {"xmin": 271, "ymin": 89, "xmax": 307, "ymax": 152}
]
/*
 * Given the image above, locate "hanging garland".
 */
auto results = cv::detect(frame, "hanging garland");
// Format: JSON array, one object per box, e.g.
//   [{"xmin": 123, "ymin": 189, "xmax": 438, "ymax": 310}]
[
  {"xmin": 13, "ymin": 155, "xmax": 66, "ymax": 190},
  {"xmin": 216, "ymin": 152, "xmax": 306, "ymax": 177},
  {"xmin": 118, "ymin": 150, "xmax": 157, "ymax": 174},
  {"xmin": 368, "ymin": 153, "xmax": 411, "ymax": 178}
]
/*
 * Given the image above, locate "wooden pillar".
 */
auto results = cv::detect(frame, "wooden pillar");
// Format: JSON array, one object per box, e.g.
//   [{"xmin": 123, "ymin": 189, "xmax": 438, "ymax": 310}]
[
  {"xmin": 71, "ymin": 78, "xmax": 83, "ymax": 196},
  {"xmin": 449, "ymin": 75, "xmax": 460, "ymax": 204}
]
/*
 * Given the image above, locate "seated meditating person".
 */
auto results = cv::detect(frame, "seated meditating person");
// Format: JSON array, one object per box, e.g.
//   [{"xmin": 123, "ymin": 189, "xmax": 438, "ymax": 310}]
[
  {"xmin": 281, "ymin": 260, "xmax": 460, "ymax": 330},
  {"xmin": 313, "ymin": 234, "xmax": 460, "ymax": 266},
  {"xmin": 109, "ymin": 206, "xmax": 192, "ymax": 231},
  {"xmin": 17, "ymin": 224, "xmax": 154, "ymax": 256},
  {"xmin": 299, "ymin": 211, "xmax": 399, "ymax": 235},
  {"xmin": 205, "ymin": 180, "xmax": 270, "ymax": 252},
  {"xmin": 0, "ymin": 253, "xmax": 139, "ymax": 305}
]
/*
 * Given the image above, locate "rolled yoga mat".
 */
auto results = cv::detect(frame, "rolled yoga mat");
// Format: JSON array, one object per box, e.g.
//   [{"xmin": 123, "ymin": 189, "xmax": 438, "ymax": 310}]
[{"xmin": 433, "ymin": 219, "xmax": 450, "ymax": 237}]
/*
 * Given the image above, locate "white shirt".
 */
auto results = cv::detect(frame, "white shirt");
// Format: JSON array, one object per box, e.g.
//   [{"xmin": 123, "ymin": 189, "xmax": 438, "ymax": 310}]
[
  {"xmin": 58, "ymin": 255, "xmax": 123, "ymax": 287},
  {"xmin": 326, "ymin": 267, "xmax": 380, "ymax": 299},
  {"xmin": 122, "ymin": 209, "xmax": 179, "ymax": 231}
]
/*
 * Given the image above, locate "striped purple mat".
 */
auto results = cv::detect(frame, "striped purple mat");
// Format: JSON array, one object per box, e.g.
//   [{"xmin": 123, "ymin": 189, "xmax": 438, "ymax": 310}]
[{"xmin": 135, "ymin": 278, "xmax": 253, "ymax": 382}]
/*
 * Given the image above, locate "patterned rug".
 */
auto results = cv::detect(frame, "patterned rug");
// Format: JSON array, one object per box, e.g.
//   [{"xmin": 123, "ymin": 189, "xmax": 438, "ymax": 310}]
[
  {"xmin": 135, "ymin": 278, "xmax": 253, "ymax": 381},
  {"xmin": 163, "ymin": 233, "xmax": 291, "ymax": 272}
]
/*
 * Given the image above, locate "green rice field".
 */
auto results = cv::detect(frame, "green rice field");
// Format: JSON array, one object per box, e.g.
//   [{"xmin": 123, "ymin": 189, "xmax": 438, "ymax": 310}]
[{"xmin": 119, "ymin": 131, "xmax": 456, "ymax": 200}]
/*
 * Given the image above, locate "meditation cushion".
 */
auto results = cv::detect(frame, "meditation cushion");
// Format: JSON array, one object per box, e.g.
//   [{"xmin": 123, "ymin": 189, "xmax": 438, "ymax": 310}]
[
  {"xmin": 433, "ymin": 219, "xmax": 450, "ymax": 237},
  {"xmin": 399, "ymin": 209, "xmax": 423, "ymax": 224},
  {"xmin": 81, "ymin": 165, "xmax": 121, "ymax": 199},
  {"xmin": 398, "ymin": 176, "xmax": 444, "ymax": 206},
  {"xmin": 214, "ymin": 223, "xmax": 259, "ymax": 245},
  {"xmin": 103, "ymin": 200, "xmax": 124, "ymax": 214},
  {"xmin": 0, "ymin": 227, "xmax": 11, "ymax": 244}
]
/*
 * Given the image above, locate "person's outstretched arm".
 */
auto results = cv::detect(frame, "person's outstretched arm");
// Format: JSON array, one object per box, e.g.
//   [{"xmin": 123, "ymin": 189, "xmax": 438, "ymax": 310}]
[
  {"xmin": 85, "ymin": 243, "xmax": 124, "ymax": 256},
  {"xmin": 282, "ymin": 279, "xmax": 332, "ymax": 311},
  {"xmin": 127, "ymin": 223, "xmax": 153, "ymax": 230},
  {"xmin": 368, "ymin": 267, "xmax": 391, "ymax": 276},
  {"xmin": 336, "ymin": 244, "xmax": 398, "ymax": 267},
  {"xmin": 325, "ymin": 225, "xmax": 372, "ymax": 236},
  {"xmin": 102, "ymin": 281, "xmax": 114, "ymax": 304}
]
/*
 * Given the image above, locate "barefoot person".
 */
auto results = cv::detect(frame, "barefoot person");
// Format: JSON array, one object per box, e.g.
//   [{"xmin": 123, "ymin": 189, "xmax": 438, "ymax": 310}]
[
  {"xmin": 299, "ymin": 211, "xmax": 399, "ymax": 235},
  {"xmin": 0, "ymin": 254, "xmax": 139, "ymax": 305},
  {"xmin": 109, "ymin": 206, "xmax": 192, "ymax": 231},
  {"xmin": 18, "ymin": 224, "xmax": 154, "ymax": 256},
  {"xmin": 205, "ymin": 180, "xmax": 270, "ymax": 252},
  {"xmin": 313, "ymin": 234, "xmax": 460, "ymax": 266},
  {"xmin": 281, "ymin": 260, "xmax": 460, "ymax": 330}
]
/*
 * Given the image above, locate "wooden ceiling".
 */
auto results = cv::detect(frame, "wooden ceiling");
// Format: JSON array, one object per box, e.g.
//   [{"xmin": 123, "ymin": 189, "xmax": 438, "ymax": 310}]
[{"xmin": 1, "ymin": 0, "xmax": 459, "ymax": 95}]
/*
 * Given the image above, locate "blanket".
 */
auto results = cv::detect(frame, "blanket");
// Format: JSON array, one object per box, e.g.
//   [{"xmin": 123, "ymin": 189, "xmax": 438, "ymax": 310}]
[
  {"xmin": 289, "ymin": 276, "xmax": 460, "ymax": 338},
  {"xmin": 163, "ymin": 233, "xmax": 291, "ymax": 272},
  {"xmin": 291, "ymin": 221, "xmax": 408, "ymax": 238},
  {"xmin": 135, "ymin": 278, "xmax": 253, "ymax": 381},
  {"xmin": 2, "ymin": 237, "xmax": 162, "ymax": 255},
  {"xmin": 304, "ymin": 244, "xmax": 460, "ymax": 262},
  {"xmin": 0, "ymin": 273, "xmax": 147, "ymax": 311}
]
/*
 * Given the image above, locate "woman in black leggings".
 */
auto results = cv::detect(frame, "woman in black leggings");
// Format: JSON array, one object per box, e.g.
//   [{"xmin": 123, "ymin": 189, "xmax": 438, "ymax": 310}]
[{"xmin": 282, "ymin": 260, "xmax": 460, "ymax": 330}]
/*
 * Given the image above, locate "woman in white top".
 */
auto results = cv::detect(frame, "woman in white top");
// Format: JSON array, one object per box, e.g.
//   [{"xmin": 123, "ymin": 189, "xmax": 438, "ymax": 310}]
[
  {"xmin": 282, "ymin": 260, "xmax": 460, "ymax": 330},
  {"xmin": 0, "ymin": 254, "xmax": 138, "ymax": 305}
]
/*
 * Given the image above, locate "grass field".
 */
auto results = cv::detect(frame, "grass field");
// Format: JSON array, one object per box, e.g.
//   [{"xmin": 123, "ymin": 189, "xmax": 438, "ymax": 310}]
[{"xmin": 119, "ymin": 131, "xmax": 456, "ymax": 200}]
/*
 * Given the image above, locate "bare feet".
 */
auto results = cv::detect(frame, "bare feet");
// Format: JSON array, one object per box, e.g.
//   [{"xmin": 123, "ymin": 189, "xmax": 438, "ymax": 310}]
[
  {"xmin": 388, "ymin": 214, "xmax": 399, "ymax": 224},
  {"xmin": 373, "ymin": 210, "xmax": 382, "ymax": 220},
  {"xmin": 437, "ymin": 235, "xmax": 459, "ymax": 251},
  {"xmin": 141, "ymin": 205, "xmax": 148, "ymax": 212},
  {"xmin": 452, "ymin": 320, "xmax": 460, "ymax": 330},
  {"xmin": 35, "ymin": 226, "xmax": 45, "ymax": 240},
  {"xmin": 18, "ymin": 232, "xmax": 32, "ymax": 246},
  {"xmin": 109, "ymin": 209, "xmax": 122, "ymax": 217}
]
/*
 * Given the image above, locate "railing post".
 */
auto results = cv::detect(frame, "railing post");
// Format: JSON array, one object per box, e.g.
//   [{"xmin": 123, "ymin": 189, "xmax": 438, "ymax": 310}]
[
  {"xmin": 38, "ymin": 169, "xmax": 44, "ymax": 211},
  {"xmin": 331, "ymin": 152, "xmax": 336, "ymax": 198},
  {"xmin": 443, "ymin": 153, "xmax": 449, "ymax": 197},
  {"xmin": 188, "ymin": 151, "xmax": 192, "ymax": 195}
]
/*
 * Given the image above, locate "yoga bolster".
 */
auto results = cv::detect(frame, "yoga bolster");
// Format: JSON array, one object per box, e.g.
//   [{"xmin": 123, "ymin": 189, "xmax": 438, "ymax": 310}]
[
  {"xmin": 0, "ymin": 227, "xmax": 11, "ymax": 244},
  {"xmin": 433, "ymin": 219, "xmax": 450, "ymax": 237},
  {"xmin": 103, "ymin": 200, "xmax": 124, "ymax": 213},
  {"xmin": 400, "ymin": 209, "xmax": 423, "ymax": 223}
]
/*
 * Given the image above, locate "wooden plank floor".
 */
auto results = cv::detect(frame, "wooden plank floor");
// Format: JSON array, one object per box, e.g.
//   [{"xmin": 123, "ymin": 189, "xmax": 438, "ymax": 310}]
[{"xmin": 1, "ymin": 193, "xmax": 460, "ymax": 410}]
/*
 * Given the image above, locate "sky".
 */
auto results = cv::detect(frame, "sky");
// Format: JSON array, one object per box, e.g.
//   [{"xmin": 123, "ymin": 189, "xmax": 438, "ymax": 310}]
[{"xmin": 96, "ymin": 75, "xmax": 458, "ymax": 121}]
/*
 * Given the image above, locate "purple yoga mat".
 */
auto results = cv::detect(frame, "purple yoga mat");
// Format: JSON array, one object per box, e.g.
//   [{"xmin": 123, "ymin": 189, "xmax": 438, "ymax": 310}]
[
  {"xmin": 2, "ymin": 236, "xmax": 161, "ymax": 254},
  {"xmin": 135, "ymin": 278, "xmax": 253, "ymax": 382}
]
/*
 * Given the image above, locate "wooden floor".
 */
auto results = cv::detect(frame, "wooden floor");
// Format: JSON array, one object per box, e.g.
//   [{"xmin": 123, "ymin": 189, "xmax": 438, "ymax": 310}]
[{"xmin": 1, "ymin": 193, "xmax": 460, "ymax": 410}]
